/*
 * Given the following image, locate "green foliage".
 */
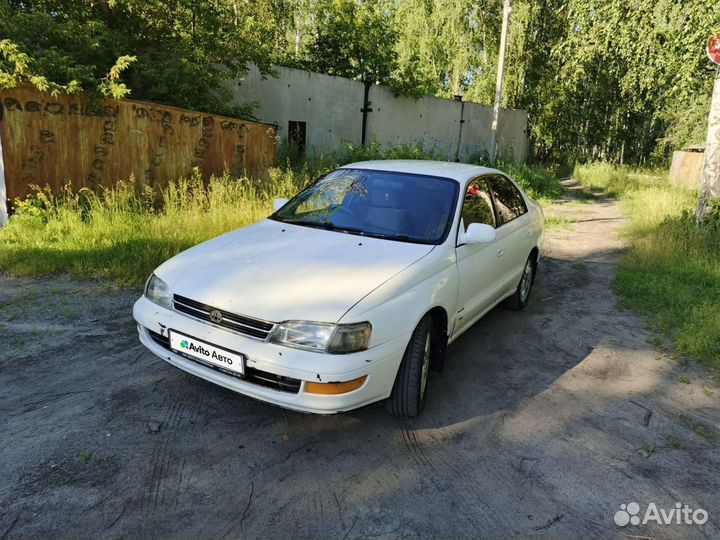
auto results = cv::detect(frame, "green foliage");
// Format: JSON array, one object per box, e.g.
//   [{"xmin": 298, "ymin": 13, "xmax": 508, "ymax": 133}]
[
  {"xmin": 306, "ymin": 0, "xmax": 398, "ymax": 84},
  {"xmin": 288, "ymin": 0, "xmax": 720, "ymax": 162},
  {"xmin": 0, "ymin": 0, "xmax": 275, "ymax": 115},
  {"xmin": 573, "ymin": 162, "xmax": 667, "ymax": 197},
  {"xmin": 0, "ymin": 38, "xmax": 82, "ymax": 95},
  {"xmin": 508, "ymin": 0, "xmax": 720, "ymax": 162},
  {"xmin": 98, "ymin": 55, "xmax": 136, "ymax": 99},
  {"xmin": 333, "ymin": 141, "xmax": 441, "ymax": 163},
  {"xmin": 391, "ymin": 0, "xmax": 501, "ymax": 101},
  {"xmin": 575, "ymin": 163, "xmax": 720, "ymax": 368},
  {"xmin": 0, "ymin": 171, "xmax": 296, "ymax": 286},
  {"xmin": 2, "ymin": 0, "xmax": 717, "ymax": 160},
  {"xmin": 498, "ymin": 162, "xmax": 564, "ymax": 202}
]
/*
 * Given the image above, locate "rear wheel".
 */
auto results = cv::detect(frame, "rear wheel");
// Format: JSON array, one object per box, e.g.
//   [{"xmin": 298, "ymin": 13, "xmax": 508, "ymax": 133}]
[
  {"xmin": 505, "ymin": 254, "xmax": 536, "ymax": 310},
  {"xmin": 386, "ymin": 315, "xmax": 433, "ymax": 417}
]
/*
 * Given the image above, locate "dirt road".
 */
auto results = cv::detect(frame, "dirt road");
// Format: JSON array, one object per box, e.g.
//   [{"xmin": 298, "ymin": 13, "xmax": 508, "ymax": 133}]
[{"xmin": 1, "ymin": 182, "xmax": 718, "ymax": 539}]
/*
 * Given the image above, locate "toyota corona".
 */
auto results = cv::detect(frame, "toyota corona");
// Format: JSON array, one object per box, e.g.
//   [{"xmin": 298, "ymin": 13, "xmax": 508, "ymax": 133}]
[{"xmin": 133, "ymin": 160, "xmax": 544, "ymax": 416}]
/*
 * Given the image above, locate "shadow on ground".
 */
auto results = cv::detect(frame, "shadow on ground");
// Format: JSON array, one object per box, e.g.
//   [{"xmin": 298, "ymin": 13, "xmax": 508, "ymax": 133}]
[{"xmin": 1, "ymin": 184, "xmax": 718, "ymax": 539}]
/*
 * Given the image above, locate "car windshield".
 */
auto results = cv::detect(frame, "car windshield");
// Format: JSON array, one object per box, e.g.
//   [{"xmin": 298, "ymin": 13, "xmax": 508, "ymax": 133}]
[{"xmin": 271, "ymin": 168, "xmax": 459, "ymax": 244}]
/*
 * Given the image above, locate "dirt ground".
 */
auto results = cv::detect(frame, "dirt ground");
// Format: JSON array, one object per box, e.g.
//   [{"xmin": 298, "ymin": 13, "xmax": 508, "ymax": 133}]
[{"xmin": 1, "ymin": 181, "xmax": 718, "ymax": 540}]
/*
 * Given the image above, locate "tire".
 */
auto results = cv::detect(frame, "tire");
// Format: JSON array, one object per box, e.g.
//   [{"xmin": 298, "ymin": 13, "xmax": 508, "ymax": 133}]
[
  {"xmin": 505, "ymin": 254, "xmax": 536, "ymax": 310},
  {"xmin": 386, "ymin": 315, "xmax": 433, "ymax": 417}
]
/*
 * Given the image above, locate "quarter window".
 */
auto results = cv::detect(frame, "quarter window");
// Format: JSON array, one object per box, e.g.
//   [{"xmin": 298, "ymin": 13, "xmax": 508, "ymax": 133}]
[
  {"xmin": 461, "ymin": 178, "xmax": 496, "ymax": 230},
  {"xmin": 489, "ymin": 176, "xmax": 527, "ymax": 225}
]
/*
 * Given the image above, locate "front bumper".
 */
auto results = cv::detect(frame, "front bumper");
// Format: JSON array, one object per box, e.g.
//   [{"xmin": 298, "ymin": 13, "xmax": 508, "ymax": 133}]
[{"xmin": 133, "ymin": 296, "xmax": 409, "ymax": 414}]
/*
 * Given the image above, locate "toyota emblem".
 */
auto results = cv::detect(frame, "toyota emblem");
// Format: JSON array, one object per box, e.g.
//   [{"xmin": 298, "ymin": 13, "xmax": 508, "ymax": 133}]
[{"xmin": 209, "ymin": 310, "xmax": 223, "ymax": 324}]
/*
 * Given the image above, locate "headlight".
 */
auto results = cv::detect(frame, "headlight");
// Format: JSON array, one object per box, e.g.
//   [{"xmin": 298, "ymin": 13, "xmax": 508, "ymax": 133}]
[
  {"xmin": 270, "ymin": 321, "xmax": 372, "ymax": 354},
  {"xmin": 144, "ymin": 274, "xmax": 173, "ymax": 309}
]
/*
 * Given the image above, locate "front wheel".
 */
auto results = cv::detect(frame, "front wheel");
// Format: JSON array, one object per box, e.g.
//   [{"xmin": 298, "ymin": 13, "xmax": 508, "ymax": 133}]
[
  {"xmin": 386, "ymin": 315, "xmax": 433, "ymax": 417},
  {"xmin": 505, "ymin": 254, "xmax": 536, "ymax": 310}
]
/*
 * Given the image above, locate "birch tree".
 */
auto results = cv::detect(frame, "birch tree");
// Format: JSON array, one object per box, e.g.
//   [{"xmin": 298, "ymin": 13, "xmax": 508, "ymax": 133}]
[{"xmin": 696, "ymin": 69, "xmax": 720, "ymax": 224}]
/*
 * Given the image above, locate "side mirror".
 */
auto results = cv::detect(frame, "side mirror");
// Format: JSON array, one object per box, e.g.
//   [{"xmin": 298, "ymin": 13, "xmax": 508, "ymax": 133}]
[
  {"xmin": 273, "ymin": 198, "xmax": 289, "ymax": 211},
  {"xmin": 460, "ymin": 223, "xmax": 496, "ymax": 244}
]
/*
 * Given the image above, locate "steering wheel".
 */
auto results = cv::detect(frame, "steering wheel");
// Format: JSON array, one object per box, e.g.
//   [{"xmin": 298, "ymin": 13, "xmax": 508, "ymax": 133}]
[{"xmin": 328, "ymin": 204, "xmax": 356, "ymax": 220}]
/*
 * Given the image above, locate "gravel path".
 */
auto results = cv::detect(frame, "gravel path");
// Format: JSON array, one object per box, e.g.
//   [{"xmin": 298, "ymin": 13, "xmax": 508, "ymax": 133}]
[{"xmin": 1, "ymin": 181, "xmax": 718, "ymax": 539}]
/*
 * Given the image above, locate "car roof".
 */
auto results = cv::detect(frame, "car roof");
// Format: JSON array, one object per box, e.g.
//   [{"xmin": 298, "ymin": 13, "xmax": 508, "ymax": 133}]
[{"xmin": 340, "ymin": 160, "xmax": 501, "ymax": 183}]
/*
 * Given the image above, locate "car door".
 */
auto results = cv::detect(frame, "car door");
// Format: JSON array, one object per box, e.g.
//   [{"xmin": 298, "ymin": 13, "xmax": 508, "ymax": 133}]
[
  {"xmin": 454, "ymin": 177, "xmax": 504, "ymax": 334},
  {"xmin": 487, "ymin": 175, "xmax": 531, "ymax": 296}
]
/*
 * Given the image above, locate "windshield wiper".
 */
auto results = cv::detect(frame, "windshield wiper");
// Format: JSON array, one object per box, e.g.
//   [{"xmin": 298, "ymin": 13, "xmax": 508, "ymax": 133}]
[
  {"xmin": 316, "ymin": 223, "xmax": 369, "ymax": 235},
  {"xmin": 277, "ymin": 219, "xmax": 366, "ymax": 235},
  {"xmin": 274, "ymin": 218, "xmax": 320, "ymax": 227},
  {"xmin": 364, "ymin": 231, "xmax": 413, "ymax": 242},
  {"xmin": 276, "ymin": 218, "xmax": 418, "ymax": 242}
]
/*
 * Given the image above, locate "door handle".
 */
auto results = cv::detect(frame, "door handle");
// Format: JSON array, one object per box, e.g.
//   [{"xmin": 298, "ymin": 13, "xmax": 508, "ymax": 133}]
[{"xmin": 497, "ymin": 249, "xmax": 504, "ymax": 257}]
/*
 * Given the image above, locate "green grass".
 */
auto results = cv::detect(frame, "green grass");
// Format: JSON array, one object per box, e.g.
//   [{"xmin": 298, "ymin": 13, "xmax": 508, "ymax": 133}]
[
  {"xmin": 0, "ymin": 143, "xmax": 561, "ymax": 287},
  {"xmin": 666, "ymin": 435, "xmax": 682, "ymax": 449},
  {"xmin": 544, "ymin": 214, "xmax": 576, "ymax": 229},
  {"xmin": 691, "ymin": 422, "xmax": 714, "ymax": 439},
  {"xmin": 574, "ymin": 163, "xmax": 720, "ymax": 368},
  {"xmin": 0, "ymin": 171, "xmax": 302, "ymax": 287},
  {"xmin": 573, "ymin": 162, "xmax": 667, "ymax": 198},
  {"xmin": 498, "ymin": 162, "xmax": 564, "ymax": 204}
]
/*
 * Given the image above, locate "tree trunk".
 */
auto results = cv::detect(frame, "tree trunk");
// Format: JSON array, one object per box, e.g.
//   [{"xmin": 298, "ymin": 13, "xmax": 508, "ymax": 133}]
[{"xmin": 696, "ymin": 68, "xmax": 720, "ymax": 225}]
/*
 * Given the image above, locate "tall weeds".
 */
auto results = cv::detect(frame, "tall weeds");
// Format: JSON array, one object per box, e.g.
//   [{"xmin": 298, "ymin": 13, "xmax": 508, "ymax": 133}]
[{"xmin": 0, "ymin": 144, "xmax": 561, "ymax": 286}]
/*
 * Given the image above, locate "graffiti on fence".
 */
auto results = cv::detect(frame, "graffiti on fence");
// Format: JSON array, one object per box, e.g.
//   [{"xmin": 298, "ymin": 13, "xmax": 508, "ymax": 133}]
[{"xmin": 0, "ymin": 87, "xmax": 277, "ymax": 202}]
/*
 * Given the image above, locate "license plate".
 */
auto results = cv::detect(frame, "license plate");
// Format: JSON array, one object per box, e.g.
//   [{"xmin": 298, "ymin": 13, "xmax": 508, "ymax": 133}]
[{"xmin": 169, "ymin": 330, "xmax": 245, "ymax": 375}]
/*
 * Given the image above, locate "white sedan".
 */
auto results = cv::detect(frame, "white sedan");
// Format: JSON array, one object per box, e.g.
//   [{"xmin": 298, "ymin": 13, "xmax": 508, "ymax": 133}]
[{"xmin": 133, "ymin": 160, "xmax": 544, "ymax": 416}]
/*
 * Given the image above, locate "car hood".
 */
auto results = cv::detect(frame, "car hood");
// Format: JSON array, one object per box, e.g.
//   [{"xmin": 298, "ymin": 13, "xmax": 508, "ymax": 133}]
[{"xmin": 155, "ymin": 219, "xmax": 434, "ymax": 323}]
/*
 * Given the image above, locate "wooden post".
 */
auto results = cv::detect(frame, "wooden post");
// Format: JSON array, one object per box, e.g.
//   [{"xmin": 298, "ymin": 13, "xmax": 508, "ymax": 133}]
[{"xmin": 696, "ymin": 68, "xmax": 720, "ymax": 224}]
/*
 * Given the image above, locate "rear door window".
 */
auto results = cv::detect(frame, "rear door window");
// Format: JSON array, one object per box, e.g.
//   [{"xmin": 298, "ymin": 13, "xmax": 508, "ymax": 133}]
[{"xmin": 489, "ymin": 175, "xmax": 527, "ymax": 225}]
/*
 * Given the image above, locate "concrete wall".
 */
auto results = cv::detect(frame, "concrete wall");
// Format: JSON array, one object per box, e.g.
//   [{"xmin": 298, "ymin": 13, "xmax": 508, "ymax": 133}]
[
  {"xmin": 232, "ymin": 66, "xmax": 362, "ymax": 154},
  {"xmin": 669, "ymin": 150, "xmax": 704, "ymax": 189},
  {"xmin": 367, "ymin": 86, "xmax": 462, "ymax": 157},
  {"xmin": 497, "ymin": 108, "xmax": 530, "ymax": 163},
  {"xmin": 231, "ymin": 65, "xmax": 529, "ymax": 163}
]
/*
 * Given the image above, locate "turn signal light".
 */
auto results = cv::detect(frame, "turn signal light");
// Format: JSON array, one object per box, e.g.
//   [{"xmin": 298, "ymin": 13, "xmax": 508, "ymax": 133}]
[{"xmin": 304, "ymin": 376, "xmax": 367, "ymax": 395}]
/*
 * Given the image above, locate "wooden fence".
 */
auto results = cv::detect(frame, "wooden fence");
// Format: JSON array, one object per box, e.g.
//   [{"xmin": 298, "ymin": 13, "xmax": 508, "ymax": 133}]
[
  {"xmin": 669, "ymin": 150, "xmax": 704, "ymax": 189},
  {"xmin": 0, "ymin": 87, "xmax": 277, "ymax": 222}
]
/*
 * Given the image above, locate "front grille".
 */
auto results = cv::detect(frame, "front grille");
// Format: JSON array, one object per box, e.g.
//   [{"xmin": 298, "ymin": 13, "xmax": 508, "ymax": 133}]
[
  {"xmin": 173, "ymin": 294, "xmax": 275, "ymax": 340},
  {"xmin": 149, "ymin": 329, "xmax": 171, "ymax": 348},
  {"xmin": 244, "ymin": 367, "xmax": 302, "ymax": 393},
  {"xmin": 147, "ymin": 329, "xmax": 301, "ymax": 394}
]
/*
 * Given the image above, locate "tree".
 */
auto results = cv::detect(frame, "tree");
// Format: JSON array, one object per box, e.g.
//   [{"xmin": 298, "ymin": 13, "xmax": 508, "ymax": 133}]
[
  {"xmin": 0, "ymin": 0, "xmax": 277, "ymax": 116},
  {"xmin": 391, "ymin": 0, "xmax": 501, "ymax": 101},
  {"xmin": 307, "ymin": 0, "xmax": 398, "ymax": 85},
  {"xmin": 696, "ymin": 69, "xmax": 720, "ymax": 224},
  {"xmin": 2, "ymin": 0, "xmax": 720, "ymax": 164}
]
